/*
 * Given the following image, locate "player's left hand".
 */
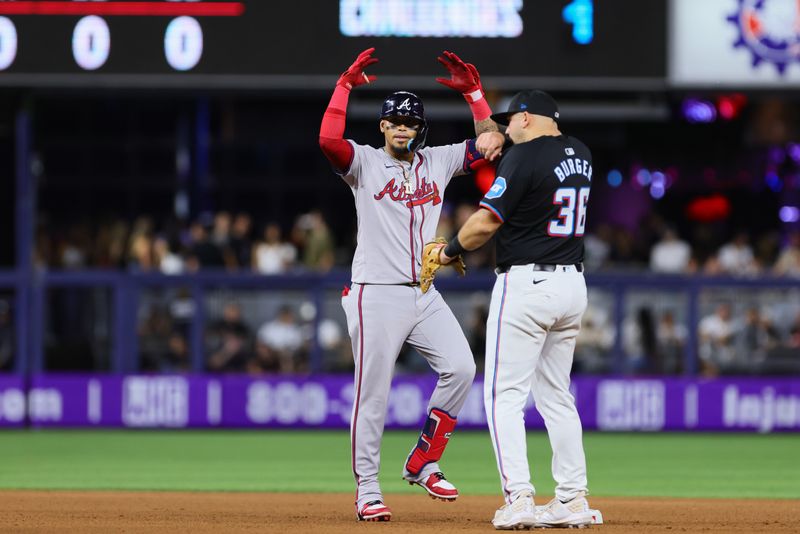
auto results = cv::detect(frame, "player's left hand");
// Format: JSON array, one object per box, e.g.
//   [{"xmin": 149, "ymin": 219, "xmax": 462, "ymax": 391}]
[
  {"xmin": 435, "ymin": 51, "xmax": 481, "ymax": 95},
  {"xmin": 477, "ymin": 131, "xmax": 505, "ymax": 161}
]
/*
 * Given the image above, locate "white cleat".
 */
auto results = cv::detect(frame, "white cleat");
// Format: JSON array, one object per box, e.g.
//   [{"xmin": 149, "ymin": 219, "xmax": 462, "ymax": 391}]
[
  {"xmin": 589, "ymin": 509, "xmax": 603, "ymax": 525},
  {"xmin": 535, "ymin": 505, "xmax": 603, "ymax": 527},
  {"xmin": 492, "ymin": 492, "xmax": 537, "ymax": 530},
  {"xmin": 533, "ymin": 492, "xmax": 598, "ymax": 528}
]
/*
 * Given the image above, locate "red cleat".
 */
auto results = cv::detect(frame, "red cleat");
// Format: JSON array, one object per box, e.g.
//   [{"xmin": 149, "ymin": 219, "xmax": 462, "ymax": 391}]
[
  {"xmin": 408, "ymin": 471, "xmax": 458, "ymax": 501},
  {"xmin": 357, "ymin": 500, "xmax": 392, "ymax": 522}
]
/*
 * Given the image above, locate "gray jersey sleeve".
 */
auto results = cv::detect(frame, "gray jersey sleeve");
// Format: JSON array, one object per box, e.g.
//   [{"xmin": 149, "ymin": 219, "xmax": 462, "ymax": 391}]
[
  {"xmin": 339, "ymin": 140, "xmax": 370, "ymax": 188},
  {"xmin": 421, "ymin": 141, "xmax": 469, "ymax": 185}
]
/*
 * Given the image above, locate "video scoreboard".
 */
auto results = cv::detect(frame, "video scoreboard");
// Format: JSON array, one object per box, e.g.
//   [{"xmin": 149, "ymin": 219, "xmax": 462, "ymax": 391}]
[{"xmin": 0, "ymin": 0, "xmax": 666, "ymax": 88}]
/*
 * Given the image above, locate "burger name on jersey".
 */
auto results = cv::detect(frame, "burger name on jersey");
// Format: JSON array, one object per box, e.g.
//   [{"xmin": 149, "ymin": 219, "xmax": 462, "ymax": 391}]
[{"xmin": 553, "ymin": 150, "xmax": 593, "ymax": 183}]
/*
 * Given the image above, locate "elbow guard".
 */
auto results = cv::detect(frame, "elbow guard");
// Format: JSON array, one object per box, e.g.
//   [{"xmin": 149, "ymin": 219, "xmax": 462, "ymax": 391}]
[{"xmin": 463, "ymin": 138, "xmax": 489, "ymax": 172}]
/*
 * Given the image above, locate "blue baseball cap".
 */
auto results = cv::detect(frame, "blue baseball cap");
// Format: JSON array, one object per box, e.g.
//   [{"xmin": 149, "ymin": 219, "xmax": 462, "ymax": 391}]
[{"xmin": 490, "ymin": 90, "xmax": 560, "ymax": 125}]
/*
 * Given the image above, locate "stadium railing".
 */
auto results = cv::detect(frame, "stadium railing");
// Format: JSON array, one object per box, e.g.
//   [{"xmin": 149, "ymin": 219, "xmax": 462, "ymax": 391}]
[{"xmin": 0, "ymin": 269, "xmax": 798, "ymax": 375}]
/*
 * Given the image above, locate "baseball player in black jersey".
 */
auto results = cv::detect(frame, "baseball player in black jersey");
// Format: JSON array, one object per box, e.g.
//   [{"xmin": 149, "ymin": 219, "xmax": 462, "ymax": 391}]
[{"xmin": 434, "ymin": 90, "xmax": 602, "ymax": 529}]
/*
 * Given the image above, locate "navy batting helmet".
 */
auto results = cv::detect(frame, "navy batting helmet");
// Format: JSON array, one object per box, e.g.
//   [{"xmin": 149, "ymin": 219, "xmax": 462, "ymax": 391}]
[{"xmin": 380, "ymin": 91, "xmax": 428, "ymax": 152}]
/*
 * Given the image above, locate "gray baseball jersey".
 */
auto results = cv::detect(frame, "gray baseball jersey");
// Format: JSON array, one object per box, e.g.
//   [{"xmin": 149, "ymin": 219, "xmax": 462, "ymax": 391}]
[
  {"xmin": 338, "ymin": 139, "xmax": 476, "ymax": 511},
  {"xmin": 341, "ymin": 140, "xmax": 469, "ymax": 284}
]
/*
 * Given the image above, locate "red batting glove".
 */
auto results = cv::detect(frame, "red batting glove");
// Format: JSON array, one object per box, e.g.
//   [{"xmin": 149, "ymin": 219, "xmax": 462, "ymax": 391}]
[
  {"xmin": 337, "ymin": 47, "xmax": 378, "ymax": 90},
  {"xmin": 436, "ymin": 50, "xmax": 482, "ymax": 98},
  {"xmin": 436, "ymin": 51, "xmax": 492, "ymax": 120},
  {"xmin": 466, "ymin": 63, "xmax": 482, "ymax": 91}
]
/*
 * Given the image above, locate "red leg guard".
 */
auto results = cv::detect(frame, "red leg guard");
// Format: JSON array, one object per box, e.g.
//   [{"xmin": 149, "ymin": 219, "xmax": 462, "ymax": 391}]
[{"xmin": 405, "ymin": 408, "xmax": 457, "ymax": 476}]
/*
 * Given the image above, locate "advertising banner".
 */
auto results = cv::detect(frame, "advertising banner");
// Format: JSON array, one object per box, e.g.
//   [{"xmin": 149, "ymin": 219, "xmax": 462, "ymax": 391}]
[
  {"xmin": 670, "ymin": 0, "xmax": 800, "ymax": 87},
  {"xmin": 0, "ymin": 375, "xmax": 25, "ymax": 427},
  {"xmin": 12, "ymin": 374, "xmax": 799, "ymax": 432}
]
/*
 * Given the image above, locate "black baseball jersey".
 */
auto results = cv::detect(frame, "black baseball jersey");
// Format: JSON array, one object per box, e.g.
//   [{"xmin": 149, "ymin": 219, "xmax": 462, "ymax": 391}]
[{"xmin": 479, "ymin": 134, "xmax": 592, "ymax": 268}]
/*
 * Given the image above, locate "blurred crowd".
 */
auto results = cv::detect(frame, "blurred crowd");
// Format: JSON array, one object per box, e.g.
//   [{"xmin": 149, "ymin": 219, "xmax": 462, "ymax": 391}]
[
  {"xmin": 139, "ymin": 299, "xmax": 352, "ymax": 375},
  {"xmin": 584, "ymin": 215, "xmax": 800, "ymax": 277},
  {"xmin": 36, "ymin": 210, "xmax": 335, "ymax": 274},
  {"xmin": 696, "ymin": 303, "xmax": 800, "ymax": 376},
  {"xmin": 134, "ymin": 291, "xmax": 800, "ymax": 377},
  {"xmin": 17, "ymin": 207, "xmax": 800, "ymax": 377},
  {"xmin": 35, "ymin": 208, "xmax": 800, "ymax": 277},
  {"xmin": 575, "ymin": 300, "xmax": 800, "ymax": 377}
]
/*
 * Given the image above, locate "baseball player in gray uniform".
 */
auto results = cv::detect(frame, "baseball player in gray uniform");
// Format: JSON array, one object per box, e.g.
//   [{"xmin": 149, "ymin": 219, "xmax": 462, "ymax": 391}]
[
  {"xmin": 318, "ymin": 48, "xmax": 505, "ymax": 522},
  {"xmin": 435, "ymin": 90, "xmax": 602, "ymax": 529}
]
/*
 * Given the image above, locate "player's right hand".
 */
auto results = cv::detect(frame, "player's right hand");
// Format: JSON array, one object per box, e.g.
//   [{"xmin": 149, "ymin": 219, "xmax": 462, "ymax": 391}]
[
  {"xmin": 477, "ymin": 131, "xmax": 505, "ymax": 161},
  {"xmin": 337, "ymin": 48, "xmax": 378, "ymax": 90},
  {"xmin": 435, "ymin": 51, "xmax": 481, "ymax": 95}
]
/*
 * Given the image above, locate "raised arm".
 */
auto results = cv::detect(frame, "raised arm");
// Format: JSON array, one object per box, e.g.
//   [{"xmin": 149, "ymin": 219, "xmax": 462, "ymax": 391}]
[
  {"xmin": 436, "ymin": 51, "xmax": 505, "ymax": 161},
  {"xmin": 318, "ymin": 48, "xmax": 378, "ymax": 172},
  {"xmin": 436, "ymin": 51, "xmax": 498, "ymax": 135}
]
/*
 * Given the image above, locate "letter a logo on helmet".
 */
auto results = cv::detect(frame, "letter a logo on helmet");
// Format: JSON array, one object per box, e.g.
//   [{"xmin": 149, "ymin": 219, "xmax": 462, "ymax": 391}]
[
  {"xmin": 380, "ymin": 91, "xmax": 429, "ymax": 152},
  {"xmin": 381, "ymin": 91, "xmax": 425, "ymax": 123}
]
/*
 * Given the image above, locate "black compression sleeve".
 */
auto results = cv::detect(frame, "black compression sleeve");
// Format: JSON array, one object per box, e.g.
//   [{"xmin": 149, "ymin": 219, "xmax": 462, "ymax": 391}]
[{"xmin": 444, "ymin": 236, "xmax": 467, "ymax": 258}]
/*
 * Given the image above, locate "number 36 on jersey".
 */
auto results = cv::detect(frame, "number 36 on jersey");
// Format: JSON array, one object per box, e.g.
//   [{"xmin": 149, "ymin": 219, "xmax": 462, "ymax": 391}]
[{"xmin": 548, "ymin": 187, "xmax": 590, "ymax": 237}]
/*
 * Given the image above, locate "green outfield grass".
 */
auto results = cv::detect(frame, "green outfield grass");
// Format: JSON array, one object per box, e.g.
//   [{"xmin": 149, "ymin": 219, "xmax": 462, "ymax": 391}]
[{"xmin": 0, "ymin": 430, "xmax": 797, "ymax": 499}]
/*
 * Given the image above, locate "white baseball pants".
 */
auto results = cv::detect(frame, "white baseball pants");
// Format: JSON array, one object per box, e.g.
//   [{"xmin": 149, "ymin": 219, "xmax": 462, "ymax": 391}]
[{"xmin": 484, "ymin": 264, "xmax": 589, "ymax": 504}]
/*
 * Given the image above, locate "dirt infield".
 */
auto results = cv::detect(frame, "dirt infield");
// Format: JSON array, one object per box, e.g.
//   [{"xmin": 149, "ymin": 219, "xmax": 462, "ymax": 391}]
[{"xmin": 1, "ymin": 491, "xmax": 798, "ymax": 533}]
